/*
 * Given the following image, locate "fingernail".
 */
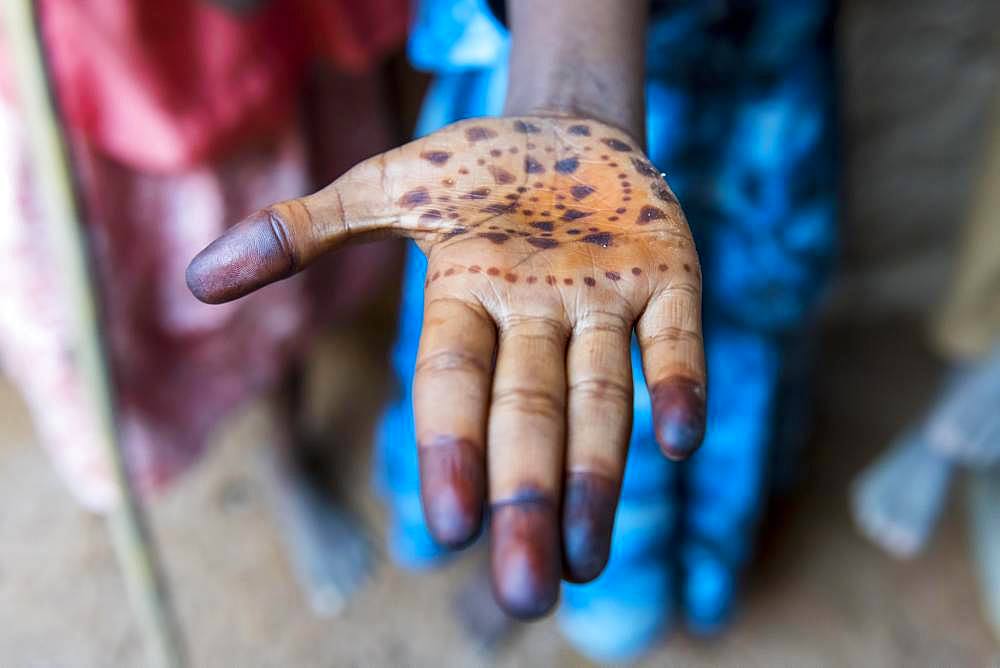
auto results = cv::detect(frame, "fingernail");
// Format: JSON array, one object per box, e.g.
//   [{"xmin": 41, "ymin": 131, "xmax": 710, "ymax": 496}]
[
  {"xmin": 186, "ymin": 208, "xmax": 295, "ymax": 304},
  {"xmin": 418, "ymin": 436, "xmax": 485, "ymax": 549},
  {"xmin": 562, "ymin": 471, "xmax": 618, "ymax": 583},
  {"xmin": 651, "ymin": 377, "xmax": 706, "ymax": 460},
  {"xmin": 490, "ymin": 491, "xmax": 560, "ymax": 619}
]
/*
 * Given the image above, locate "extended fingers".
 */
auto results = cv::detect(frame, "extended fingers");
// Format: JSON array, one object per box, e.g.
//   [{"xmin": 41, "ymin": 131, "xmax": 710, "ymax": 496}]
[
  {"xmin": 413, "ymin": 295, "xmax": 495, "ymax": 548},
  {"xmin": 637, "ymin": 277, "xmax": 707, "ymax": 460},
  {"xmin": 488, "ymin": 316, "xmax": 569, "ymax": 619},
  {"xmin": 562, "ymin": 311, "xmax": 634, "ymax": 582}
]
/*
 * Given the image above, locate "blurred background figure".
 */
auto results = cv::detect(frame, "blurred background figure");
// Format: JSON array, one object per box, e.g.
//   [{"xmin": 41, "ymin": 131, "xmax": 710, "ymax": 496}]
[
  {"xmin": 852, "ymin": 89, "xmax": 1000, "ymax": 640},
  {"xmin": 0, "ymin": 0, "xmax": 410, "ymax": 616}
]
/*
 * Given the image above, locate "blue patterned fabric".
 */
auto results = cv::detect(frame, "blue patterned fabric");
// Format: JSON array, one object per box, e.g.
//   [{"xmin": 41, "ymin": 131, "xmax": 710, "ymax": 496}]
[{"xmin": 375, "ymin": 0, "xmax": 837, "ymax": 660}]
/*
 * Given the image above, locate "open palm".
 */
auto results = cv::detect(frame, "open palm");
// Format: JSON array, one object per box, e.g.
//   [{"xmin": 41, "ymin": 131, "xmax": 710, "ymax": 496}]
[{"xmin": 187, "ymin": 115, "xmax": 707, "ymax": 618}]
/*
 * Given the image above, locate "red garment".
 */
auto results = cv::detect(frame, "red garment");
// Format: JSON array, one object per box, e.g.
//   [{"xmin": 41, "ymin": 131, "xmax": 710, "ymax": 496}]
[
  {"xmin": 40, "ymin": 0, "xmax": 410, "ymax": 170},
  {"xmin": 0, "ymin": 0, "xmax": 409, "ymax": 508}
]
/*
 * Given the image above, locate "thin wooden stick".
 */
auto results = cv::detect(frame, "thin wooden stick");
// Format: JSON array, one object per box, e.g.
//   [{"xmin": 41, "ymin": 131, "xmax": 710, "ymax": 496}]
[
  {"xmin": 967, "ymin": 469, "xmax": 1000, "ymax": 645},
  {"xmin": 1, "ymin": 3, "xmax": 186, "ymax": 666}
]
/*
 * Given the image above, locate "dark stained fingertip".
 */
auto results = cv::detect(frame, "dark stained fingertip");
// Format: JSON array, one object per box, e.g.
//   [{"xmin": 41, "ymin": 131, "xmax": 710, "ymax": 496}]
[
  {"xmin": 651, "ymin": 377, "xmax": 707, "ymax": 460},
  {"xmin": 490, "ymin": 492, "xmax": 561, "ymax": 619},
  {"xmin": 562, "ymin": 472, "xmax": 619, "ymax": 583},
  {"xmin": 185, "ymin": 209, "xmax": 295, "ymax": 304},
  {"xmin": 418, "ymin": 436, "xmax": 485, "ymax": 549}
]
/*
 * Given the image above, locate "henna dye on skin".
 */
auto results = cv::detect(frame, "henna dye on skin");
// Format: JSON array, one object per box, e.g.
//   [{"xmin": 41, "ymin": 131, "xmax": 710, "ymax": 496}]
[
  {"xmin": 524, "ymin": 156, "xmax": 545, "ymax": 174},
  {"xmin": 526, "ymin": 237, "xmax": 560, "ymax": 249},
  {"xmin": 466, "ymin": 126, "xmax": 498, "ymax": 142},
  {"xmin": 441, "ymin": 227, "xmax": 467, "ymax": 240},
  {"xmin": 650, "ymin": 376, "xmax": 707, "ymax": 460},
  {"xmin": 562, "ymin": 471, "xmax": 618, "ymax": 583},
  {"xmin": 561, "ymin": 209, "xmax": 590, "ymax": 221},
  {"xmin": 418, "ymin": 436, "xmax": 485, "ymax": 548},
  {"xmin": 186, "ymin": 208, "xmax": 294, "ymax": 304},
  {"xmin": 554, "ymin": 157, "xmax": 580, "ymax": 174},
  {"xmin": 399, "ymin": 187, "xmax": 431, "ymax": 209},
  {"xmin": 460, "ymin": 187, "xmax": 489, "ymax": 200},
  {"xmin": 580, "ymin": 232, "xmax": 612, "ymax": 247},
  {"xmin": 419, "ymin": 209, "xmax": 442, "ymax": 224},
  {"xmin": 636, "ymin": 205, "xmax": 667, "ymax": 225},
  {"xmin": 652, "ymin": 182, "xmax": 679, "ymax": 206},
  {"xmin": 602, "ymin": 138, "xmax": 632, "ymax": 152},
  {"xmin": 490, "ymin": 491, "xmax": 561, "ymax": 619},
  {"xmin": 489, "ymin": 166, "xmax": 517, "ymax": 185},
  {"xmin": 482, "ymin": 203, "xmax": 518, "ymax": 215},
  {"xmin": 421, "ymin": 150, "xmax": 452, "ymax": 165},
  {"xmin": 631, "ymin": 157, "xmax": 659, "ymax": 177}
]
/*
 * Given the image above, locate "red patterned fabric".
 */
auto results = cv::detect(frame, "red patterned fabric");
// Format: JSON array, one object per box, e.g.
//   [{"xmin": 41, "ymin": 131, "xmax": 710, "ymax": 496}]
[
  {"xmin": 0, "ymin": 0, "xmax": 408, "ymax": 509},
  {"xmin": 39, "ymin": 0, "xmax": 410, "ymax": 170}
]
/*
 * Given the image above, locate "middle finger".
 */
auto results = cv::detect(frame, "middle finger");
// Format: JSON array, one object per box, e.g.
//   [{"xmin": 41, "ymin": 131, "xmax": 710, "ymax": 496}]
[{"xmin": 488, "ymin": 314, "xmax": 569, "ymax": 619}]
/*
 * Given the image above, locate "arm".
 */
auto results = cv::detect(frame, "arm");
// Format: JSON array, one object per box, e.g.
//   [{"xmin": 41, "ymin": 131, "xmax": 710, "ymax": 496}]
[{"xmin": 504, "ymin": 0, "xmax": 648, "ymax": 142}]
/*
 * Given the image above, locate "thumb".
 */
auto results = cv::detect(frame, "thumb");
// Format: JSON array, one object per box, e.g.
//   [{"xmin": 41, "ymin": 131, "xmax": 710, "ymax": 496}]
[{"xmin": 186, "ymin": 157, "xmax": 392, "ymax": 304}]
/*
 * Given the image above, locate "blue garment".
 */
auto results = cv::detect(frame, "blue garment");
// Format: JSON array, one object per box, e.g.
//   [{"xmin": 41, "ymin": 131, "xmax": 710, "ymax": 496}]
[{"xmin": 375, "ymin": 0, "xmax": 837, "ymax": 660}]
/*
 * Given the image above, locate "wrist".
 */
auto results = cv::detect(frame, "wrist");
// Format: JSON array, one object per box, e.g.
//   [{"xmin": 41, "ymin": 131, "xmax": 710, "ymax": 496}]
[{"xmin": 503, "ymin": 0, "xmax": 647, "ymax": 144}]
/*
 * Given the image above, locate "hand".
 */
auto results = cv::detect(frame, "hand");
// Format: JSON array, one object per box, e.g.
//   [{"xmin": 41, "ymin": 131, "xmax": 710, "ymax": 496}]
[{"xmin": 187, "ymin": 115, "xmax": 707, "ymax": 618}]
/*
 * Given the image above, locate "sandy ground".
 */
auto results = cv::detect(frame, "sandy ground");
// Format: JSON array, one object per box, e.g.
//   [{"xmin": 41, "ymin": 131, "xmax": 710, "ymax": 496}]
[{"xmin": 2, "ymin": 318, "xmax": 998, "ymax": 667}]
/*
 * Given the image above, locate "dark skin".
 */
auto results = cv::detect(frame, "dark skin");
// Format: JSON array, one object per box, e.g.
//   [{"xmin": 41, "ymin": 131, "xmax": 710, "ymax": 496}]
[{"xmin": 187, "ymin": 0, "xmax": 706, "ymax": 619}]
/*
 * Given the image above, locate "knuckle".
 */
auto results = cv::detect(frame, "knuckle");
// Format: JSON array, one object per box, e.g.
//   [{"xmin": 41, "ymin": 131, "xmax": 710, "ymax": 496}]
[
  {"xmin": 499, "ymin": 313, "xmax": 569, "ymax": 340},
  {"xmin": 641, "ymin": 326, "xmax": 703, "ymax": 348},
  {"xmin": 425, "ymin": 297, "xmax": 493, "ymax": 328},
  {"xmin": 569, "ymin": 377, "xmax": 632, "ymax": 407},
  {"xmin": 492, "ymin": 386, "xmax": 565, "ymax": 420},
  {"xmin": 415, "ymin": 349, "xmax": 490, "ymax": 377}
]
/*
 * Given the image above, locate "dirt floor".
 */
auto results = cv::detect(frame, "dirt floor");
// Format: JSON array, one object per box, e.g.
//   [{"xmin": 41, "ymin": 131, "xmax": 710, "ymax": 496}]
[{"xmin": 1, "ymin": 318, "xmax": 997, "ymax": 667}]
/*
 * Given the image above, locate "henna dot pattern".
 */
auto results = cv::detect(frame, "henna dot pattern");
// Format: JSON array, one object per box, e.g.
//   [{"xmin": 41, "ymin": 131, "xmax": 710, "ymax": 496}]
[
  {"xmin": 421, "ymin": 151, "xmax": 452, "ymax": 165},
  {"xmin": 554, "ymin": 157, "xmax": 580, "ymax": 174},
  {"xmin": 581, "ymin": 232, "xmax": 613, "ymax": 247},
  {"xmin": 400, "ymin": 187, "xmax": 430, "ymax": 208},
  {"xmin": 636, "ymin": 205, "xmax": 667, "ymax": 225},
  {"xmin": 602, "ymin": 138, "xmax": 632, "ymax": 152},
  {"xmin": 525, "ymin": 156, "xmax": 545, "ymax": 174},
  {"xmin": 489, "ymin": 166, "xmax": 517, "ymax": 185},
  {"xmin": 466, "ymin": 126, "xmax": 497, "ymax": 142},
  {"xmin": 513, "ymin": 120, "xmax": 541, "ymax": 134}
]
